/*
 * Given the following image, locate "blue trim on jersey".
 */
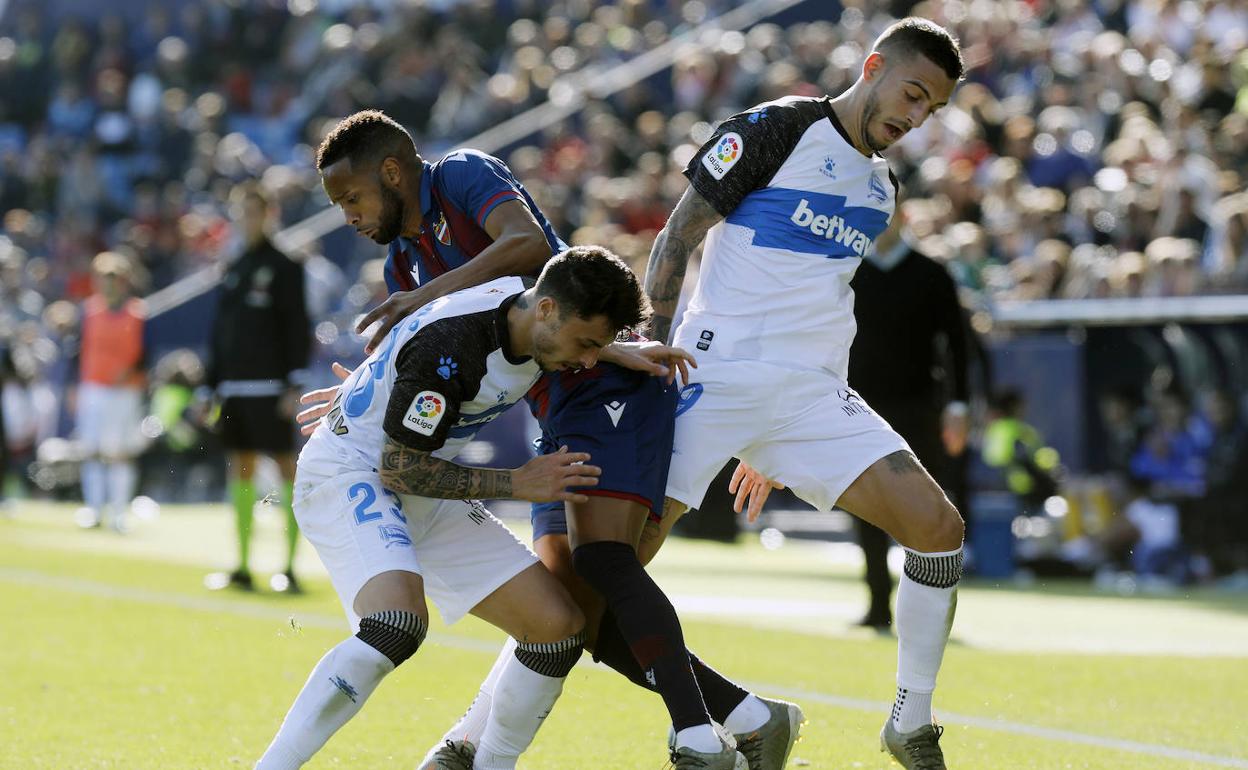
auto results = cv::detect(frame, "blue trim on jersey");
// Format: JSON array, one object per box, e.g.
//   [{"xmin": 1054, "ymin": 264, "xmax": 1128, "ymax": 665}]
[{"xmin": 726, "ymin": 187, "xmax": 891, "ymax": 259}]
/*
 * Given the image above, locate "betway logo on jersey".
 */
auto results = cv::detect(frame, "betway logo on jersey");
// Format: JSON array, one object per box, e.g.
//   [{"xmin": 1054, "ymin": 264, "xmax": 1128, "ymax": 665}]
[
  {"xmin": 790, "ymin": 198, "xmax": 876, "ymax": 256},
  {"xmin": 727, "ymin": 187, "xmax": 891, "ymax": 260}
]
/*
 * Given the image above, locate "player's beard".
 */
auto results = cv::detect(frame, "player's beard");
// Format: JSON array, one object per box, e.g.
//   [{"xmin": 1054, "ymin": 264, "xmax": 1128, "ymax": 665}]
[
  {"xmin": 530, "ymin": 321, "xmax": 568, "ymax": 372},
  {"xmin": 373, "ymin": 182, "xmax": 405, "ymax": 244},
  {"xmin": 859, "ymin": 90, "xmax": 889, "ymax": 153}
]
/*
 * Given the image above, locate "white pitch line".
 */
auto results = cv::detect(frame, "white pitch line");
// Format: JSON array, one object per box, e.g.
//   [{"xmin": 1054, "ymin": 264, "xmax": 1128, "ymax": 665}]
[{"xmin": 4, "ymin": 566, "xmax": 1246, "ymax": 769}]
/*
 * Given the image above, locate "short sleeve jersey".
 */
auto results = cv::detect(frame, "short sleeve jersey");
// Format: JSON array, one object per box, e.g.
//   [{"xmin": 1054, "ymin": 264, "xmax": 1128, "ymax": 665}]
[
  {"xmin": 676, "ymin": 96, "xmax": 898, "ymax": 379},
  {"xmin": 299, "ymin": 276, "xmax": 540, "ymax": 478},
  {"xmin": 383, "ymin": 149, "xmax": 567, "ymax": 293}
]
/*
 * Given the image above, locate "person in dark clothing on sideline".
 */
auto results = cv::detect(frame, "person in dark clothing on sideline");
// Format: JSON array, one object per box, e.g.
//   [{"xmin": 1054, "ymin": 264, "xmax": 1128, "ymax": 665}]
[
  {"xmin": 205, "ymin": 182, "xmax": 312, "ymax": 593},
  {"xmin": 848, "ymin": 202, "xmax": 972, "ymax": 630}
]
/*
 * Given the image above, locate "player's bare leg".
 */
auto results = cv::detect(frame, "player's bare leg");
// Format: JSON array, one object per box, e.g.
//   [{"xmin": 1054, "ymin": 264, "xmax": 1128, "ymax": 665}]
[{"xmin": 837, "ymin": 450, "xmax": 963, "ymax": 769}]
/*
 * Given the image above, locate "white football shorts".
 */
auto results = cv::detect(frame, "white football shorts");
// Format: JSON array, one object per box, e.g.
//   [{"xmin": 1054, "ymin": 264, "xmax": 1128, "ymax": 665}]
[
  {"xmin": 294, "ymin": 468, "xmax": 538, "ymax": 631},
  {"xmin": 665, "ymin": 358, "xmax": 910, "ymax": 512}
]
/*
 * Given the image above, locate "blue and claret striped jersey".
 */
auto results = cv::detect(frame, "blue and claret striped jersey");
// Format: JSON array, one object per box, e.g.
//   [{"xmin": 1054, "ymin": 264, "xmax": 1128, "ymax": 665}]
[
  {"xmin": 674, "ymin": 96, "xmax": 899, "ymax": 379},
  {"xmin": 383, "ymin": 149, "xmax": 566, "ymax": 293}
]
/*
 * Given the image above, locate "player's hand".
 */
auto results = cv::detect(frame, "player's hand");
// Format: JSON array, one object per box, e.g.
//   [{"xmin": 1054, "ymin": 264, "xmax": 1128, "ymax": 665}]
[
  {"xmin": 296, "ymin": 361, "xmax": 351, "ymax": 436},
  {"xmin": 356, "ymin": 288, "xmax": 432, "ymax": 354},
  {"xmin": 601, "ymin": 341, "xmax": 697, "ymax": 385},
  {"xmin": 728, "ymin": 460, "xmax": 785, "ymax": 523},
  {"xmin": 512, "ymin": 445, "xmax": 602, "ymax": 503}
]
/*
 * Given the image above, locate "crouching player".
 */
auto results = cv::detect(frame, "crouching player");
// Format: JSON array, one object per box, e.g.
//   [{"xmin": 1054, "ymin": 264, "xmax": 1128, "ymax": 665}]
[{"xmin": 256, "ymin": 248, "xmax": 682, "ymax": 769}]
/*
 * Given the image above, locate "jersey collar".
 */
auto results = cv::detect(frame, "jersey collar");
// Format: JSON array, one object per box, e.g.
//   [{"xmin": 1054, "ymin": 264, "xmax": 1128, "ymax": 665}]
[
  {"xmin": 496, "ymin": 292, "xmax": 533, "ymax": 366},
  {"xmin": 418, "ymin": 159, "xmax": 435, "ymax": 220},
  {"xmin": 821, "ymin": 96, "xmax": 886, "ymax": 160}
]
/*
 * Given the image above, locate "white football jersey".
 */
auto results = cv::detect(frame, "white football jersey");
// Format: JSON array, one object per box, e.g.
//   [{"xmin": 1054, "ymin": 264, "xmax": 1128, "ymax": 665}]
[
  {"xmin": 299, "ymin": 276, "xmax": 539, "ymax": 479},
  {"xmin": 675, "ymin": 96, "xmax": 896, "ymax": 379}
]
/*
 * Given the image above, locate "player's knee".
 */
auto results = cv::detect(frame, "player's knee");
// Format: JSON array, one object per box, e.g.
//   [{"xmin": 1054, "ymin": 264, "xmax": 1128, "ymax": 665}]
[
  {"xmin": 934, "ymin": 499, "xmax": 965, "ymax": 549},
  {"xmin": 571, "ymin": 540, "xmax": 640, "ymax": 595},
  {"xmin": 896, "ymin": 495, "xmax": 963, "ymax": 553},
  {"xmin": 527, "ymin": 594, "xmax": 585, "ymax": 643},
  {"xmin": 355, "ymin": 610, "xmax": 427, "ymax": 667},
  {"xmin": 918, "ymin": 499, "xmax": 964, "ymax": 552}
]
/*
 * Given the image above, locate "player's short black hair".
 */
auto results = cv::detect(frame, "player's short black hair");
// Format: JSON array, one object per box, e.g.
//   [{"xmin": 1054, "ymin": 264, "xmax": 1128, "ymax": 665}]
[
  {"xmin": 873, "ymin": 17, "xmax": 964, "ymax": 82},
  {"xmin": 536, "ymin": 246, "xmax": 651, "ymax": 333},
  {"xmin": 316, "ymin": 110, "xmax": 417, "ymax": 172}
]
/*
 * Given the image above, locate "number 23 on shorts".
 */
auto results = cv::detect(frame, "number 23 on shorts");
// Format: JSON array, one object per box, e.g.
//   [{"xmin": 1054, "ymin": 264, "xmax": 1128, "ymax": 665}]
[{"xmin": 348, "ymin": 482, "xmax": 405, "ymax": 524}]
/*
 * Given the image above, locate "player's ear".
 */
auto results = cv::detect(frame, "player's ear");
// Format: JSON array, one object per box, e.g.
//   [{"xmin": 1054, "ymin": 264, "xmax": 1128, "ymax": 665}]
[
  {"xmin": 536, "ymin": 295, "xmax": 558, "ymax": 323},
  {"xmin": 862, "ymin": 51, "xmax": 887, "ymax": 81},
  {"xmin": 380, "ymin": 157, "xmax": 403, "ymax": 188}
]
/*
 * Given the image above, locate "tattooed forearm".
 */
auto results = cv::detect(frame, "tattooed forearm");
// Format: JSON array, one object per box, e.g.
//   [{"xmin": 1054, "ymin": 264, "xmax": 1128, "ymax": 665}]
[
  {"xmin": 643, "ymin": 229, "xmax": 690, "ymax": 344},
  {"xmin": 380, "ymin": 437, "xmax": 512, "ymax": 499},
  {"xmin": 643, "ymin": 187, "xmax": 722, "ymax": 343}
]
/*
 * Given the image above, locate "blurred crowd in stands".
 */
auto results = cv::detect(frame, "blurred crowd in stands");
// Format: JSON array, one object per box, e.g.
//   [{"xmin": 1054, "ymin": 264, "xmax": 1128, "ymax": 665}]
[{"xmin": 2, "ymin": 0, "xmax": 1247, "ymax": 580}]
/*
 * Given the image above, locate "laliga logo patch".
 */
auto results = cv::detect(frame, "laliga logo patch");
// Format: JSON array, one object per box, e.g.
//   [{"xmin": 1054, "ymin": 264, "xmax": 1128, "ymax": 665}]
[
  {"xmin": 702, "ymin": 132, "xmax": 743, "ymax": 180},
  {"xmin": 434, "ymin": 213, "xmax": 451, "ymax": 245},
  {"xmin": 404, "ymin": 390, "xmax": 445, "ymax": 436}
]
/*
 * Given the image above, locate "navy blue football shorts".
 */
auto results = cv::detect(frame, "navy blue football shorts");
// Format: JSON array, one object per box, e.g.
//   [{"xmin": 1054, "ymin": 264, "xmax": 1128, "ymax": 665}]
[{"xmin": 528, "ymin": 365, "xmax": 678, "ymax": 541}]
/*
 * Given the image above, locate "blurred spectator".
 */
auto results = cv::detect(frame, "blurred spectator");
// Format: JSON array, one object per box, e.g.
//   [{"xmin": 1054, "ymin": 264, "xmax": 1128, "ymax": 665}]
[
  {"xmin": 1185, "ymin": 388, "xmax": 1248, "ymax": 577},
  {"xmin": 982, "ymin": 389, "xmax": 1061, "ymax": 514},
  {"xmin": 205, "ymin": 183, "xmax": 310, "ymax": 593},
  {"xmin": 1118, "ymin": 475, "xmax": 1187, "ymax": 584},
  {"xmin": 1129, "ymin": 387, "xmax": 1210, "ymax": 497},
  {"xmin": 143, "ymin": 348, "xmax": 220, "ymax": 504},
  {"xmin": 75, "ymin": 252, "xmax": 146, "ymax": 532}
]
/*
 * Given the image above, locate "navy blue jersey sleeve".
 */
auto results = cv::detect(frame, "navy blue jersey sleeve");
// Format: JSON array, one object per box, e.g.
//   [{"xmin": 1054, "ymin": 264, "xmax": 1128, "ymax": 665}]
[
  {"xmin": 438, "ymin": 149, "xmax": 528, "ymax": 228},
  {"xmin": 383, "ymin": 320, "xmax": 488, "ymax": 451},
  {"xmin": 683, "ymin": 98, "xmax": 827, "ymax": 217}
]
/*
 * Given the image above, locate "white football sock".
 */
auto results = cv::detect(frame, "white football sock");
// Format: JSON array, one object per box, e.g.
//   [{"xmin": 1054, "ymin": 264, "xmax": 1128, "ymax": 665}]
[
  {"xmin": 440, "ymin": 637, "xmax": 515, "ymax": 747},
  {"xmin": 674, "ymin": 723, "xmax": 722, "ymax": 753},
  {"xmin": 723, "ymin": 693, "xmax": 770, "ymax": 734},
  {"xmin": 893, "ymin": 546, "xmax": 962, "ymax": 733},
  {"xmin": 256, "ymin": 636, "xmax": 394, "ymax": 768},
  {"xmin": 475, "ymin": 634, "xmax": 582, "ymax": 770}
]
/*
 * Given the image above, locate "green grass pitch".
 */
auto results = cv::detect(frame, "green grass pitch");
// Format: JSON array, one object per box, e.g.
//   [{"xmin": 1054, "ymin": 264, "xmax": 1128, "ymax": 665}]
[{"xmin": 2, "ymin": 502, "xmax": 1246, "ymax": 769}]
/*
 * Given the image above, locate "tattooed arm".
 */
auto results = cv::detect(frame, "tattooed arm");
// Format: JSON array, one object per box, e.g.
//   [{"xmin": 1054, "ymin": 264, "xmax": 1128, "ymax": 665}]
[
  {"xmin": 380, "ymin": 436, "xmax": 513, "ymax": 498},
  {"xmin": 642, "ymin": 186, "xmax": 724, "ymax": 344},
  {"xmin": 379, "ymin": 436, "xmax": 602, "ymax": 502}
]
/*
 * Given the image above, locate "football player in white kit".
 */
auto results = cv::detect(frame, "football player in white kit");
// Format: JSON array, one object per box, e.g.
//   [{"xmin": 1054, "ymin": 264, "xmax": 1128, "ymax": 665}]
[
  {"xmin": 643, "ymin": 18, "xmax": 965, "ymax": 769},
  {"xmin": 255, "ymin": 247, "xmax": 688, "ymax": 769}
]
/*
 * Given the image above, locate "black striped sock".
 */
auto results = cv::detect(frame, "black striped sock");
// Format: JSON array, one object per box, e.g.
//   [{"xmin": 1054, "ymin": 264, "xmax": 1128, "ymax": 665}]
[
  {"xmin": 514, "ymin": 631, "xmax": 585, "ymax": 678},
  {"xmin": 356, "ymin": 610, "xmax": 427, "ymax": 667},
  {"xmin": 903, "ymin": 549, "xmax": 964, "ymax": 589}
]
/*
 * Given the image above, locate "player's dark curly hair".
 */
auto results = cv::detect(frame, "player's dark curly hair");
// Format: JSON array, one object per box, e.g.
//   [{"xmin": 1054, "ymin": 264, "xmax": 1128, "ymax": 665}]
[
  {"xmin": 316, "ymin": 110, "xmax": 417, "ymax": 171},
  {"xmin": 535, "ymin": 246, "xmax": 651, "ymax": 333},
  {"xmin": 873, "ymin": 17, "xmax": 964, "ymax": 81}
]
